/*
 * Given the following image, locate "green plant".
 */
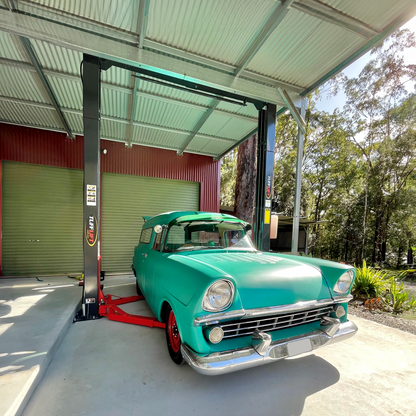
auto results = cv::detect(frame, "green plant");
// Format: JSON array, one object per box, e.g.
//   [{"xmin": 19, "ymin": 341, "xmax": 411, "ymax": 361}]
[
  {"xmin": 382, "ymin": 278, "xmax": 416, "ymax": 313},
  {"xmin": 352, "ymin": 260, "xmax": 388, "ymax": 298},
  {"xmin": 384, "ymin": 279, "xmax": 409, "ymax": 313}
]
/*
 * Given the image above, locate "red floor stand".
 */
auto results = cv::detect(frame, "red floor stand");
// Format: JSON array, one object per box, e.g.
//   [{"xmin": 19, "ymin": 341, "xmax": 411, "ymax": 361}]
[
  {"xmin": 77, "ymin": 261, "xmax": 165, "ymax": 329},
  {"xmin": 98, "ymin": 290, "xmax": 165, "ymax": 329}
]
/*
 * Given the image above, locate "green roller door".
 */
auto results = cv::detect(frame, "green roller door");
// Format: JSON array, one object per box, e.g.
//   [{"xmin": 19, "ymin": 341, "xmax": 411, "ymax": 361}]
[
  {"xmin": 102, "ymin": 173, "xmax": 199, "ymax": 273},
  {"xmin": 2, "ymin": 162, "xmax": 83, "ymax": 276}
]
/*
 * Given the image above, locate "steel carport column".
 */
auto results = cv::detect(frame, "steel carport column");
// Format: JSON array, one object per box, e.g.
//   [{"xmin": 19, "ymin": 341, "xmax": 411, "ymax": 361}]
[
  {"xmin": 81, "ymin": 55, "xmax": 101, "ymax": 318},
  {"xmin": 291, "ymin": 97, "xmax": 307, "ymax": 255},
  {"xmin": 254, "ymin": 103, "xmax": 276, "ymax": 251}
]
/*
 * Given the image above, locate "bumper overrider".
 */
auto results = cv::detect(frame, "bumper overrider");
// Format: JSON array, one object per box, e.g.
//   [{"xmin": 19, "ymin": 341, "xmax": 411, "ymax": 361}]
[{"xmin": 181, "ymin": 318, "xmax": 358, "ymax": 376}]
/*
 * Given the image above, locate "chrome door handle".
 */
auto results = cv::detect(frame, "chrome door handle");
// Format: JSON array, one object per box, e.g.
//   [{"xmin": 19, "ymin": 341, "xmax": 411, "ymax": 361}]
[{"xmin": 142, "ymin": 253, "xmax": 148, "ymax": 258}]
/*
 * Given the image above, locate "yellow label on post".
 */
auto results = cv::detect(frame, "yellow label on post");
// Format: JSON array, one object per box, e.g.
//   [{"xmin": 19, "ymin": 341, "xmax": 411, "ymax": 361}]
[{"xmin": 264, "ymin": 209, "xmax": 271, "ymax": 224}]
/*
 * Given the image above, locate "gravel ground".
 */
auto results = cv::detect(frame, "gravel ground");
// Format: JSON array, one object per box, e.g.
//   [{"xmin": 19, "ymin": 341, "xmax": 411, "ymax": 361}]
[{"xmin": 349, "ymin": 304, "xmax": 416, "ymax": 336}]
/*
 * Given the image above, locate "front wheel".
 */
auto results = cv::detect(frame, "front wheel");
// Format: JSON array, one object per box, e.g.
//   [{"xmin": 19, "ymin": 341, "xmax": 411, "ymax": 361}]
[{"xmin": 165, "ymin": 305, "xmax": 184, "ymax": 365}]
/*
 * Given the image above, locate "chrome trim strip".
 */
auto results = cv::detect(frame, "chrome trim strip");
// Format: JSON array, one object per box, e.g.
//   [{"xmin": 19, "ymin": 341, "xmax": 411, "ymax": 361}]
[
  {"xmin": 194, "ymin": 296, "xmax": 353, "ymax": 326},
  {"xmin": 181, "ymin": 320, "xmax": 358, "ymax": 376},
  {"xmin": 244, "ymin": 299, "xmax": 335, "ymax": 318},
  {"xmin": 333, "ymin": 294, "xmax": 353, "ymax": 304},
  {"xmin": 194, "ymin": 310, "xmax": 246, "ymax": 326}
]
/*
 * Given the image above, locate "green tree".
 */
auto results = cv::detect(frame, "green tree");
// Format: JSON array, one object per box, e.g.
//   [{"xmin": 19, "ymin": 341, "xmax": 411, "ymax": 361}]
[
  {"xmin": 220, "ymin": 150, "xmax": 237, "ymax": 207},
  {"xmin": 341, "ymin": 29, "xmax": 416, "ymax": 264}
]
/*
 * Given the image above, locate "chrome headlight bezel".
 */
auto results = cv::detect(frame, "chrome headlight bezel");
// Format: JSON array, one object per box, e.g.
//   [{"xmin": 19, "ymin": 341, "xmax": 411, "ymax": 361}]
[
  {"xmin": 334, "ymin": 270, "xmax": 354, "ymax": 294},
  {"xmin": 202, "ymin": 279, "xmax": 234, "ymax": 312}
]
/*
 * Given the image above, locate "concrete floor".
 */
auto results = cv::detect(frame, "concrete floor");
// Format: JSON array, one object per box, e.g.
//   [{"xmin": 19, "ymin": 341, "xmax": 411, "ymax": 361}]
[
  {"xmin": 0, "ymin": 276, "xmax": 81, "ymax": 416},
  {"xmin": 20, "ymin": 277, "xmax": 416, "ymax": 416}
]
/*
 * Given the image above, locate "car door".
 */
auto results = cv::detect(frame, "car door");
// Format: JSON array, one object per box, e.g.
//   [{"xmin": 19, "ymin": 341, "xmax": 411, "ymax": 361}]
[
  {"xmin": 134, "ymin": 228, "xmax": 152, "ymax": 296},
  {"xmin": 141, "ymin": 229, "xmax": 164, "ymax": 311}
]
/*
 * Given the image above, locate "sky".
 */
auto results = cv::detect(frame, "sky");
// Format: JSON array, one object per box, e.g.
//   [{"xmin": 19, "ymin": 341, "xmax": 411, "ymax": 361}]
[{"xmin": 316, "ymin": 15, "xmax": 416, "ymax": 113}]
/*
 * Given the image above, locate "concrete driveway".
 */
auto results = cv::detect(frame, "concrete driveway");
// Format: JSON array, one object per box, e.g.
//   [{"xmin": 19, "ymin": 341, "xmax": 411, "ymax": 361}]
[{"xmin": 20, "ymin": 278, "xmax": 416, "ymax": 416}]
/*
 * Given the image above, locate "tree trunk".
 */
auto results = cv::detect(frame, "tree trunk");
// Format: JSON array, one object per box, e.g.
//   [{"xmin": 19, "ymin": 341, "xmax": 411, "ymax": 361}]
[
  {"xmin": 234, "ymin": 134, "xmax": 257, "ymax": 223},
  {"xmin": 372, "ymin": 214, "xmax": 379, "ymax": 264}
]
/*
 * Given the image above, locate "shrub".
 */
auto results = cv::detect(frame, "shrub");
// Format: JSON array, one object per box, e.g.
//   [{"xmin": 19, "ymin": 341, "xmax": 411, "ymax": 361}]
[
  {"xmin": 352, "ymin": 260, "xmax": 387, "ymax": 298},
  {"xmin": 383, "ymin": 279, "xmax": 416, "ymax": 314}
]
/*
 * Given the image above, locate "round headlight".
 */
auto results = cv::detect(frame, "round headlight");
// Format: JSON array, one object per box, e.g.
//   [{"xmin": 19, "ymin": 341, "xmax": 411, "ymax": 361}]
[
  {"xmin": 202, "ymin": 280, "xmax": 234, "ymax": 312},
  {"xmin": 208, "ymin": 327, "xmax": 224, "ymax": 344},
  {"xmin": 334, "ymin": 270, "xmax": 354, "ymax": 294}
]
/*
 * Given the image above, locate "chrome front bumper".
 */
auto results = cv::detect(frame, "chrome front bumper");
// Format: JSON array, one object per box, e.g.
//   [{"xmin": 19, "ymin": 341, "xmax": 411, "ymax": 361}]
[{"xmin": 181, "ymin": 320, "xmax": 358, "ymax": 376}]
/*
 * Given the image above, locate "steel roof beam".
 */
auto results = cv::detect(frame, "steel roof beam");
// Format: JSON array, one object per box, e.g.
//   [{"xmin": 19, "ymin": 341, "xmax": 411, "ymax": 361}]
[
  {"xmin": 292, "ymin": 0, "xmax": 378, "ymax": 39},
  {"xmin": 137, "ymin": 0, "xmax": 150, "ymax": 49},
  {"xmin": 0, "ymin": 8, "xmax": 291, "ymax": 107},
  {"xmin": 0, "ymin": 57, "xmax": 258, "ymax": 123},
  {"xmin": 234, "ymin": 0, "xmax": 295, "ymax": 77},
  {"xmin": 6, "ymin": 0, "xmax": 72, "ymax": 137},
  {"xmin": 126, "ymin": 0, "xmax": 150, "ymax": 146},
  {"xmin": 277, "ymin": 88, "xmax": 306, "ymax": 134},
  {"xmin": 0, "ymin": 94, "xmax": 239, "ymax": 143},
  {"xmin": 177, "ymin": 98, "xmax": 220, "ymax": 155},
  {"xmin": 17, "ymin": 36, "xmax": 74, "ymax": 138}
]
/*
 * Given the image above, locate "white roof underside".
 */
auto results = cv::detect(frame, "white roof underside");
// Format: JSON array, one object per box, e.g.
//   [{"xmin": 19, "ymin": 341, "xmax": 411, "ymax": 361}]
[{"xmin": 0, "ymin": 0, "xmax": 415, "ymax": 158}]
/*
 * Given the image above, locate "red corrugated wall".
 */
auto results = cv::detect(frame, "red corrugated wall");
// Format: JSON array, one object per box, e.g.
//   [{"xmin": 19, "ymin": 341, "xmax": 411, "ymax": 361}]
[{"xmin": 0, "ymin": 123, "xmax": 221, "ymax": 274}]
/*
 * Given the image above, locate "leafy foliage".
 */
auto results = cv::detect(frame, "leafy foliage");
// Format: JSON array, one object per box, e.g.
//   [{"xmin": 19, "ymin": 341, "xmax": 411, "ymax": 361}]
[
  {"xmin": 220, "ymin": 29, "xmax": 416, "ymax": 269},
  {"xmin": 352, "ymin": 260, "xmax": 387, "ymax": 298},
  {"xmin": 220, "ymin": 150, "xmax": 237, "ymax": 207}
]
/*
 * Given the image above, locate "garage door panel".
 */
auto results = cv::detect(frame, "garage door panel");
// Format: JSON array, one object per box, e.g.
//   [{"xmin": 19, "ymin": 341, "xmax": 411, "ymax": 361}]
[
  {"xmin": 2, "ymin": 162, "xmax": 83, "ymax": 276},
  {"xmin": 102, "ymin": 173, "xmax": 199, "ymax": 273}
]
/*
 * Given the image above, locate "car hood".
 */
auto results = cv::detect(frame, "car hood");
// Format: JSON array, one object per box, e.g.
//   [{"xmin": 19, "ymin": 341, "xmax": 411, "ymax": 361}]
[{"xmin": 171, "ymin": 251, "xmax": 333, "ymax": 309}]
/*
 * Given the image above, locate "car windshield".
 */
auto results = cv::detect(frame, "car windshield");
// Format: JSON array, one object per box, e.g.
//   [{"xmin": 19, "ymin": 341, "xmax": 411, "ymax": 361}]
[{"xmin": 163, "ymin": 221, "xmax": 255, "ymax": 252}]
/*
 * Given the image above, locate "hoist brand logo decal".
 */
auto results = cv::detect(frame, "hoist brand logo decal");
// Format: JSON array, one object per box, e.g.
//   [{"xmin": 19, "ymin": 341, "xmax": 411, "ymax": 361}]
[
  {"xmin": 85, "ymin": 215, "xmax": 98, "ymax": 247},
  {"xmin": 266, "ymin": 175, "xmax": 272, "ymax": 199}
]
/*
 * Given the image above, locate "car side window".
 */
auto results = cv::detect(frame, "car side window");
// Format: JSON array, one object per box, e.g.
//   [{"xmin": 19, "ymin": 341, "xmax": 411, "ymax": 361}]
[
  {"xmin": 139, "ymin": 228, "xmax": 152, "ymax": 244},
  {"xmin": 153, "ymin": 231, "xmax": 163, "ymax": 251}
]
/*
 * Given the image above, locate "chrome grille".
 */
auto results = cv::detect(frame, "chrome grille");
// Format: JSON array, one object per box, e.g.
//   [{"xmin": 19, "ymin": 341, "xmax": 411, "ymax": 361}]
[{"xmin": 220, "ymin": 306, "xmax": 334, "ymax": 339}]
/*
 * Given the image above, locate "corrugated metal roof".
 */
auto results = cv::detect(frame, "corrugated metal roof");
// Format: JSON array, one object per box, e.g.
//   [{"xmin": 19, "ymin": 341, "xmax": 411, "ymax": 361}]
[
  {"xmin": 63, "ymin": 111, "xmax": 83, "ymax": 133},
  {"xmin": 0, "ymin": 0, "xmax": 415, "ymax": 158},
  {"xmin": 0, "ymin": 31, "xmax": 29, "ymax": 62},
  {"xmin": 186, "ymin": 137, "xmax": 232, "ymax": 156},
  {"xmin": 132, "ymin": 125, "xmax": 188, "ymax": 150},
  {"xmin": 47, "ymin": 76, "xmax": 81, "ymax": 109},
  {"xmin": 198, "ymin": 113, "xmax": 257, "ymax": 140},
  {"xmin": 326, "ymin": 0, "xmax": 415, "ymax": 32},
  {"xmin": 102, "ymin": 88, "xmax": 130, "ymax": 120},
  {"xmin": 0, "ymin": 100, "xmax": 60, "ymax": 129},
  {"xmin": 133, "ymin": 94, "xmax": 204, "ymax": 131},
  {"xmin": 0, "ymin": 65, "xmax": 49, "ymax": 103},
  {"xmin": 27, "ymin": 0, "xmax": 140, "ymax": 33},
  {"xmin": 31, "ymin": 38, "xmax": 82, "ymax": 74},
  {"xmin": 246, "ymin": 9, "xmax": 363, "ymax": 86},
  {"xmin": 146, "ymin": 0, "xmax": 276, "ymax": 65}
]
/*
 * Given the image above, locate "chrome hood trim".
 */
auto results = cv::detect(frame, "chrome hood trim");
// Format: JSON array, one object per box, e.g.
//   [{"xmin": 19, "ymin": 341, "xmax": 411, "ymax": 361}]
[{"xmin": 194, "ymin": 295, "xmax": 353, "ymax": 326}]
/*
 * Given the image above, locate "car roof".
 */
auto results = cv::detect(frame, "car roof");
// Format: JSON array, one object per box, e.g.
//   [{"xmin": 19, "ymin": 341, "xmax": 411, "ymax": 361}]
[{"xmin": 142, "ymin": 211, "xmax": 244, "ymax": 228}]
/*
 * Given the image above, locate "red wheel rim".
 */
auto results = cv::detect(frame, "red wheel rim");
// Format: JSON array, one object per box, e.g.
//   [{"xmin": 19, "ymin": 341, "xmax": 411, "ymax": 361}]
[{"xmin": 168, "ymin": 310, "xmax": 181, "ymax": 353}]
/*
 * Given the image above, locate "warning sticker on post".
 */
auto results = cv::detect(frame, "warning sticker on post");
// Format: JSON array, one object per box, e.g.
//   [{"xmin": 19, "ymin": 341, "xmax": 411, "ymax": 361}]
[
  {"xmin": 87, "ymin": 184, "xmax": 97, "ymax": 206},
  {"xmin": 264, "ymin": 209, "xmax": 271, "ymax": 224}
]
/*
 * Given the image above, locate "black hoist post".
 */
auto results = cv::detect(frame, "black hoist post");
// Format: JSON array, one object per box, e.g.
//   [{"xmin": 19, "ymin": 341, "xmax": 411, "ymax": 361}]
[
  {"xmin": 80, "ymin": 55, "xmax": 101, "ymax": 319},
  {"xmin": 254, "ymin": 103, "xmax": 276, "ymax": 252}
]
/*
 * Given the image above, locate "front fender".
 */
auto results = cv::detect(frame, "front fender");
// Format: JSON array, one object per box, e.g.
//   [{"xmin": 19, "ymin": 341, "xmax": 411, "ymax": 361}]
[{"xmin": 275, "ymin": 254, "xmax": 356, "ymax": 297}]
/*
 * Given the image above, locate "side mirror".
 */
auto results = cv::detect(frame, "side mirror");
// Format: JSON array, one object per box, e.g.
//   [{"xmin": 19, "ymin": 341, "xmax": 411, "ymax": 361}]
[
  {"xmin": 244, "ymin": 223, "xmax": 252, "ymax": 233},
  {"xmin": 154, "ymin": 225, "xmax": 163, "ymax": 234}
]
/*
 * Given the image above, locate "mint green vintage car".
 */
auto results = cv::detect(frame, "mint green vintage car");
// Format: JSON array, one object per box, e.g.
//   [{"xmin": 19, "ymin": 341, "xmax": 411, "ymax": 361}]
[{"xmin": 132, "ymin": 211, "xmax": 357, "ymax": 375}]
